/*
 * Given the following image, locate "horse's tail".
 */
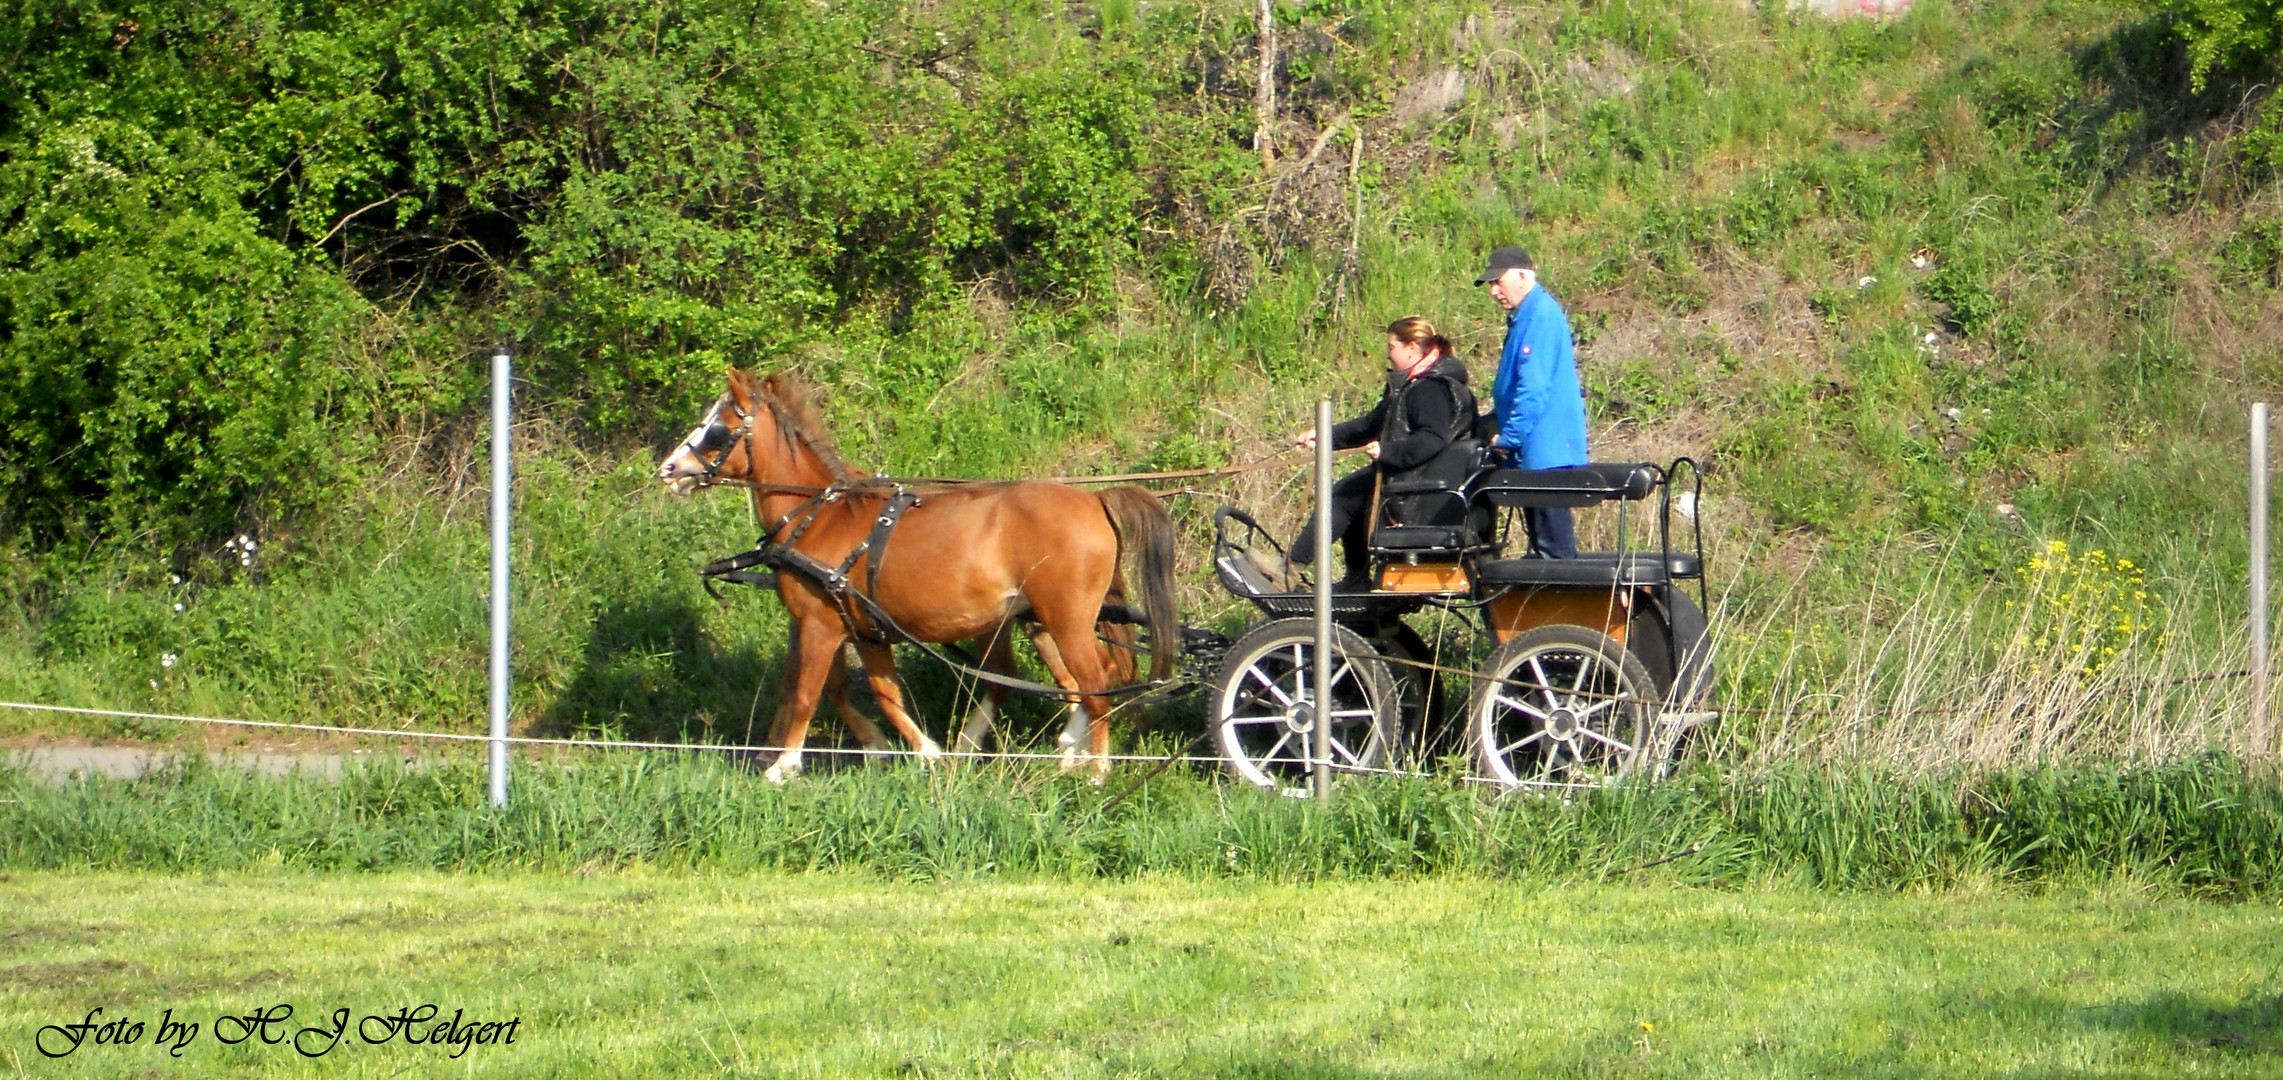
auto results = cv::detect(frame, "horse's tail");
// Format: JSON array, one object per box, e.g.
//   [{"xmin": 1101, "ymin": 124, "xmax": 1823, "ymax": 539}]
[{"xmin": 1097, "ymin": 485, "xmax": 1180, "ymax": 683}]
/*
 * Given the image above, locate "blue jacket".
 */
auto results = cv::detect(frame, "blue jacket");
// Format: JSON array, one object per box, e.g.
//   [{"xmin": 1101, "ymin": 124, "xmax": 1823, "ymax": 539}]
[{"xmin": 1490, "ymin": 286, "xmax": 1589, "ymax": 469}]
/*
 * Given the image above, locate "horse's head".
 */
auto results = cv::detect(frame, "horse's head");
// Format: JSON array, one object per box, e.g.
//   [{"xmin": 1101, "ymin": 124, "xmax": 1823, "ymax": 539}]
[
  {"xmin": 658, "ymin": 367, "xmax": 854, "ymax": 494},
  {"xmin": 659, "ymin": 367, "xmax": 767, "ymax": 494}
]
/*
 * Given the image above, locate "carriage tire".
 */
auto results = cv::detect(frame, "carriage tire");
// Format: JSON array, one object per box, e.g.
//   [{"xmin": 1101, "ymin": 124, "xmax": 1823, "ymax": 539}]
[
  {"xmin": 1469, "ymin": 624, "xmax": 1661, "ymax": 790},
  {"xmin": 1629, "ymin": 587, "xmax": 1715, "ymax": 710},
  {"xmin": 1211, "ymin": 619, "xmax": 1401, "ymax": 790}
]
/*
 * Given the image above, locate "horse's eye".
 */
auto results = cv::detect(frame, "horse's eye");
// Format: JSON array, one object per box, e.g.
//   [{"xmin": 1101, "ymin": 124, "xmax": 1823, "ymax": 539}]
[{"xmin": 696, "ymin": 423, "xmax": 735, "ymax": 452}]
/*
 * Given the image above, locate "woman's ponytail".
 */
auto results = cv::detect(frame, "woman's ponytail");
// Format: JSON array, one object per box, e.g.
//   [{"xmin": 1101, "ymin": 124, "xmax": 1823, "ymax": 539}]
[{"xmin": 1387, "ymin": 316, "xmax": 1450, "ymax": 358}]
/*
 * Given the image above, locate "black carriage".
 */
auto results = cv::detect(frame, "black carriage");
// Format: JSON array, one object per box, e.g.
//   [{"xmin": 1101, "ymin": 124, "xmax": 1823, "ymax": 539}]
[{"xmin": 1208, "ymin": 455, "xmax": 1717, "ymax": 791}]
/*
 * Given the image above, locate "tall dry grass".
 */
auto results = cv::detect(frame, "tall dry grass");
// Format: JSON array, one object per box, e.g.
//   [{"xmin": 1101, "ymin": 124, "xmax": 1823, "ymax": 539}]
[{"xmin": 1700, "ymin": 532, "xmax": 2265, "ymax": 770}]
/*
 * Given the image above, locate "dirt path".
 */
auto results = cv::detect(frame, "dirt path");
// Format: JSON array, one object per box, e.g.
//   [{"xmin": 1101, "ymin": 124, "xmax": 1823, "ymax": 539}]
[{"xmin": 4, "ymin": 745, "xmax": 414, "ymax": 781}]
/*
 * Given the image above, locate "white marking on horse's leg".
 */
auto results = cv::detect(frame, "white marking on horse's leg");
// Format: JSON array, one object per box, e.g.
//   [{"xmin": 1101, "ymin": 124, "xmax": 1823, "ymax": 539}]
[
  {"xmin": 916, "ymin": 735, "xmax": 945, "ymax": 765},
  {"xmin": 764, "ymin": 748, "xmax": 804, "ymax": 785},
  {"xmin": 1057, "ymin": 704, "xmax": 1092, "ymax": 773},
  {"xmin": 956, "ymin": 698, "xmax": 998, "ymax": 755}
]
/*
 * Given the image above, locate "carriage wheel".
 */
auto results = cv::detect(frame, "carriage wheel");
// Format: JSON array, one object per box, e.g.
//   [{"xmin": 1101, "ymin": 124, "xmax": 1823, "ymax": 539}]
[
  {"xmin": 1212, "ymin": 619, "xmax": 1399, "ymax": 790},
  {"xmin": 1469, "ymin": 624, "xmax": 1659, "ymax": 790}
]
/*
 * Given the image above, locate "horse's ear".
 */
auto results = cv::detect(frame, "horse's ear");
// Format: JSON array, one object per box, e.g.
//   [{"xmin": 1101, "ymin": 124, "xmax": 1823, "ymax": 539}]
[{"xmin": 725, "ymin": 366, "xmax": 759, "ymax": 408}]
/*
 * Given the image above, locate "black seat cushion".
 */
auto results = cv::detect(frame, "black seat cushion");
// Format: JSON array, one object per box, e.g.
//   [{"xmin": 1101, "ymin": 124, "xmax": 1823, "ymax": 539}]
[
  {"xmin": 1471, "ymin": 463, "xmax": 1660, "ymax": 508},
  {"xmin": 1475, "ymin": 551, "xmax": 1700, "ymax": 587}
]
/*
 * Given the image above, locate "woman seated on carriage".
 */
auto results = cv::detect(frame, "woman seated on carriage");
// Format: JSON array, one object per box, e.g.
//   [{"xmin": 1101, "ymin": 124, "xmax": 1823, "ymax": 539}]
[{"xmin": 1288, "ymin": 316, "xmax": 1479, "ymax": 591}]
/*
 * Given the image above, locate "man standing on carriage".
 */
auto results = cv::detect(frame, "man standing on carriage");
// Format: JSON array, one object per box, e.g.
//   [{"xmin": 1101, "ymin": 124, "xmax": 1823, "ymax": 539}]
[
  {"xmin": 1478, "ymin": 246, "xmax": 1589, "ymax": 559},
  {"xmin": 1288, "ymin": 317, "xmax": 1477, "ymax": 591}
]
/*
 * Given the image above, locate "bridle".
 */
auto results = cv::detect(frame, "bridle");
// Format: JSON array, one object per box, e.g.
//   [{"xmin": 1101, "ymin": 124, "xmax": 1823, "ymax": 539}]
[
  {"xmin": 680, "ymin": 391, "xmax": 852, "ymax": 540},
  {"xmin": 685, "ymin": 394, "xmax": 752, "ymax": 487}
]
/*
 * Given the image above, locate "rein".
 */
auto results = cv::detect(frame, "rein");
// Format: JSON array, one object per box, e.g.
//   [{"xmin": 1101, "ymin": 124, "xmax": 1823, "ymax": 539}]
[{"xmin": 696, "ymin": 458, "xmax": 1301, "ymax": 494}]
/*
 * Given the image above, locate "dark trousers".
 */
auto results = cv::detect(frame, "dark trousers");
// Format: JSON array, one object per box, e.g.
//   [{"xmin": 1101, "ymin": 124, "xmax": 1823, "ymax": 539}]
[
  {"xmin": 1525, "ymin": 505, "xmax": 1577, "ymax": 559},
  {"xmin": 1291, "ymin": 466, "xmax": 1377, "ymax": 583}
]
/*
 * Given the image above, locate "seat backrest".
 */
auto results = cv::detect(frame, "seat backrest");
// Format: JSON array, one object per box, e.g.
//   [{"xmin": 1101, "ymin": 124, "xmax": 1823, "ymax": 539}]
[{"xmin": 1384, "ymin": 438, "xmax": 1484, "ymax": 528}]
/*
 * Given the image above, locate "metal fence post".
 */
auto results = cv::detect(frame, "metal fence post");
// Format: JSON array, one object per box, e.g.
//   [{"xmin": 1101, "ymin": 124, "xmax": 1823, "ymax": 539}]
[
  {"xmin": 1313, "ymin": 399, "xmax": 1334, "ymax": 802},
  {"xmin": 489, "ymin": 348, "xmax": 513, "ymax": 809},
  {"xmin": 2255, "ymin": 402, "xmax": 2270, "ymax": 761}
]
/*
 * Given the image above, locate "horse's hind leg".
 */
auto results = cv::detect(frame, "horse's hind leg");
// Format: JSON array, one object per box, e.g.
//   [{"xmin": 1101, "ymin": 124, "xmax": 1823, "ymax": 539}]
[
  {"xmin": 824, "ymin": 643, "xmax": 892, "ymax": 751},
  {"xmin": 851, "ymin": 640, "xmax": 945, "ymax": 763},
  {"xmin": 954, "ymin": 629, "xmax": 1019, "ymax": 758},
  {"xmin": 1099, "ymin": 620, "xmax": 1139, "ymax": 686},
  {"xmin": 1026, "ymin": 620, "xmax": 1117, "ymax": 779},
  {"xmin": 1029, "ymin": 620, "xmax": 1142, "ymax": 772},
  {"xmin": 1024, "ymin": 627, "xmax": 1086, "ymax": 767}
]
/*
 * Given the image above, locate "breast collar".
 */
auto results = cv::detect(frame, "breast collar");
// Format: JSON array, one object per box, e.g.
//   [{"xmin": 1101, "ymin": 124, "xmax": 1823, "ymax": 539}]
[{"xmin": 753, "ymin": 484, "xmax": 925, "ymax": 644}]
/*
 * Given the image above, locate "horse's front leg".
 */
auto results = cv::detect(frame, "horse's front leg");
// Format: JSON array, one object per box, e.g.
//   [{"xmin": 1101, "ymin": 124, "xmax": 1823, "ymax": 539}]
[
  {"xmin": 765, "ymin": 616, "xmax": 846, "ymax": 784},
  {"xmin": 851, "ymin": 640, "xmax": 944, "ymax": 764}
]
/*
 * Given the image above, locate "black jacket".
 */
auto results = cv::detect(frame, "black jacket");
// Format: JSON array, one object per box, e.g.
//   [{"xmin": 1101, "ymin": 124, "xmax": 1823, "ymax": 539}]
[{"xmin": 1330, "ymin": 354, "xmax": 1478, "ymax": 485}]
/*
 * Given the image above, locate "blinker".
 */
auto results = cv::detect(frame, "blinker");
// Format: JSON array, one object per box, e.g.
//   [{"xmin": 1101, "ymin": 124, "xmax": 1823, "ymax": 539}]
[{"xmin": 696, "ymin": 422, "xmax": 735, "ymax": 453}]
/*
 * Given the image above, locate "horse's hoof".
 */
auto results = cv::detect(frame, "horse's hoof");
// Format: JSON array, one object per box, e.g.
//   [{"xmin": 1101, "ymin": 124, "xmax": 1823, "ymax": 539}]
[{"xmin": 765, "ymin": 750, "xmax": 803, "ymax": 784}]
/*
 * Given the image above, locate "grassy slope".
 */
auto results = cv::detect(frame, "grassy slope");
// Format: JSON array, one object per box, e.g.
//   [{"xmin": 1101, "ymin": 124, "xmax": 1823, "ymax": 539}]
[
  {"xmin": 4, "ymin": 0, "xmax": 2281, "ymax": 762},
  {"xmin": 4, "ymin": 871, "xmax": 2281, "ymax": 1077}
]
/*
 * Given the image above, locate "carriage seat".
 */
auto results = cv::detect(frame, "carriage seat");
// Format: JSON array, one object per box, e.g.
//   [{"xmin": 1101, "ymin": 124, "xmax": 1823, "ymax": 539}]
[
  {"xmin": 1361, "ymin": 437, "xmax": 1490, "ymax": 558},
  {"xmin": 1474, "ymin": 550, "xmax": 1702, "ymax": 587},
  {"xmin": 1470, "ymin": 462, "xmax": 1661, "ymax": 508}
]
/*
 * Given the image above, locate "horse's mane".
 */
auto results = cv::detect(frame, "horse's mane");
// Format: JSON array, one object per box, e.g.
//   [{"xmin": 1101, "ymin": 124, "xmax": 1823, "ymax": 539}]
[{"xmin": 756, "ymin": 372, "xmax": 861, "ymax": 483}]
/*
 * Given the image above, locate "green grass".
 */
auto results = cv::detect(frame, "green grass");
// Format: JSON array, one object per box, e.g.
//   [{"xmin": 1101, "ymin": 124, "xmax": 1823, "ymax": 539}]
[
  {"xmin": 8, "ymin": 754, "xmax": 2283, "ymax": 896},
  {"xmin": 4, "ymin": 870, "xmax": 2281, "ymax": 1077}
]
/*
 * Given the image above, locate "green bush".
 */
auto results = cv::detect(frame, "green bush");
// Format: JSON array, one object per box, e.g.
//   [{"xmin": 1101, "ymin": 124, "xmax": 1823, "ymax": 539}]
[
  {"xmin": 0, "ymin": 113, "xmax": 369, "ymax": 546},
  {"xmin": 0, "ymin": 0, "xmax": 1251, "ymax": 543},
  {"xmin": 2137, "ymin": 0, "xmax": 2282, "ymax": 90}
]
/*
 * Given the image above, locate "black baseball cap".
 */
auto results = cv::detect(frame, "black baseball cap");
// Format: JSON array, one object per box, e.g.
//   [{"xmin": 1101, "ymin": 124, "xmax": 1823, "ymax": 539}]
[{"xmin": 1474, "ymin": 246, "xmax": 1536, "ymax": 284}]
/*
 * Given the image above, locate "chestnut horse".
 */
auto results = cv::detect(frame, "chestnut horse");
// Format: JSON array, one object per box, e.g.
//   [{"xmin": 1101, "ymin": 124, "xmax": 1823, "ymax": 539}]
[{"xmin": 659, "ymin": 369, "xmax": 1178, "ymax": 779}]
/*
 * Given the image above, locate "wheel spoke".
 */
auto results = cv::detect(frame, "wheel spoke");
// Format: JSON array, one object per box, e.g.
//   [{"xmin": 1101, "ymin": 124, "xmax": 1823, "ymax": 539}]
[
  {"xmin": 1326, "ymin": 659, "xmax": 1355, "ymax": 692},
  {"xmin": 1491, "ymin": 692, "xmax": 1549, "ymax": 721},
  {"xmin": 1575, "ymin": 698, "xmax": 1618, "ymax": 720},
  {"xmin": 1580, "ymin": 727, "xmax": 1636, "ymax": 754},
  {"xmin": 1527, "ymin": 656, "xmax": 1561, "ymax": 711},
  {"xmin": 1329, "ymin": 737, "xmax": 1363, "ymax": 767},
  {"xmin": 1326, "ymin": 708, "xmax": 1377, "ymax": 719},
  {"xmin": 1261, "ymin": 730, "xmax": 1294, "ymax": 762},
  {"xmin": 1537, "ymin": 740, "xmax": 1567, "ymax": 780},
  {"xmin": 1496, "ymin": 730, "xmax": 1547, "ymax": 757},
  {"xmin": 1225, "ymin": 712, "xmax": 1287, "ymax": 725},
  {"xmin": 1571, "ymin": 652, "xmax": 1594, "ymax": 694},
  {"xmin": 1246, "ymin": 665, "xmax": 1297, "ymax": 708}
]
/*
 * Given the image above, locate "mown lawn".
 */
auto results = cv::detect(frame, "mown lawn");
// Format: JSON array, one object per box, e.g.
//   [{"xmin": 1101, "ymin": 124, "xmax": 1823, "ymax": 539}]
[{"xmin": 2, "ymin": 872, "xmax": 2279, "ymax": 1077}]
